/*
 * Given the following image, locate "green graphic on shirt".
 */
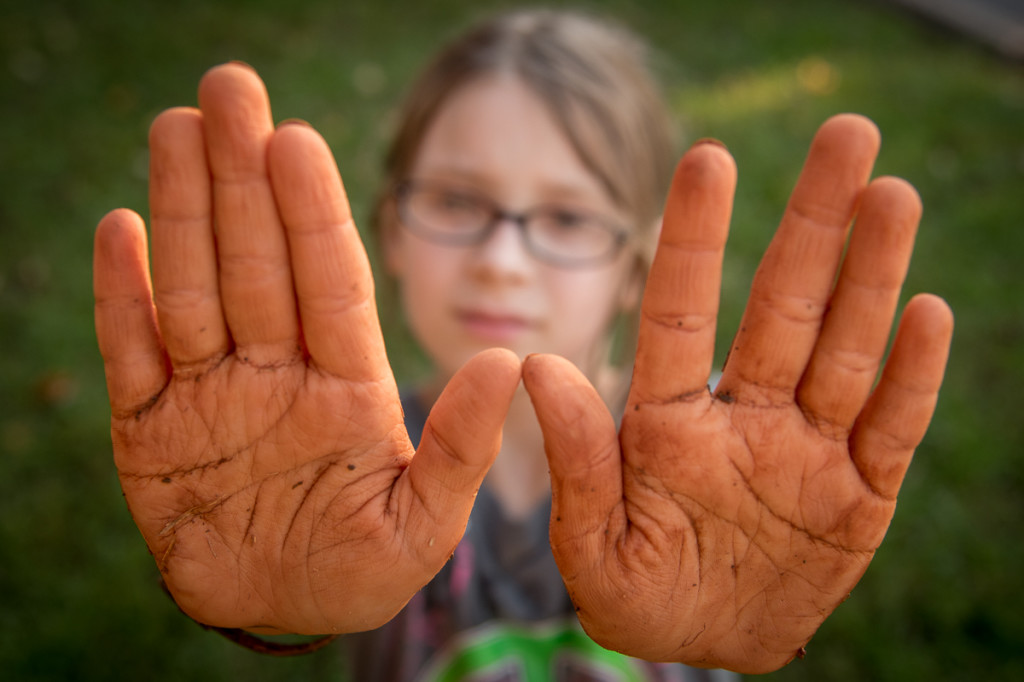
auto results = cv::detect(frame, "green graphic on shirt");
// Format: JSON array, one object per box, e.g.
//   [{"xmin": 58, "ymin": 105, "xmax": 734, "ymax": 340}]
[{"xmin": 418, "ymin": 619, "xmax": 650, "ymax": 682}]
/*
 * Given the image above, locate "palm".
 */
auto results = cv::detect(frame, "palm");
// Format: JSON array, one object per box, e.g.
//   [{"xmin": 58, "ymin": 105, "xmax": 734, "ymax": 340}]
[
  {"xmin": 94, "ymin": 64, "xmax": 519, "ymax": 635},
  {"xmin": 609, "ymin": 396, "xmax": 892, "ymax": 665},
  {"xmin": 112, "ymin": 354, "xmax": 408, "ymax": 633},
  {"xmin": 523, "ymin": 116, "xmax": 953, "ymax": 673}
]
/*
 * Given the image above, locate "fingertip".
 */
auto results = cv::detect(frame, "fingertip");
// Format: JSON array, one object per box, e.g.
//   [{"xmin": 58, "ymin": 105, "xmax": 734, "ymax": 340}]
[
  {"xmin": 521, "ymin": 353, "xmax": 544, "ymax": 390},
  {"xmin": 658, "ymin": 141, "xmax": 736, "ymax": 255},
  {"xmin": 438, "ymin": 350, "xmax": 522, "ymax": 429},
  {"xmin": 522, "ymin": 353, "xmax": 581, "ymax": 392},
  {"xmin": 94, "ymin": 209, "xmax": 151, "ymax": 306},
  {"xmin": 886, "ymin": 293, "xmax": 954, "ymax": 394},
  {"xmin": 415, "ymin": 354, "xmax": 521, "ymax": 493},
  {"xmin": 857, "ymin": 176, "xmax": 923, "ymax": 245},
  {"xmin": 204, "ymin": 60, "xmax": 258, "ymax": 75},
  {"xmin": 824, "ymin": 111, "xmax": 877, "ymax": 131},
  {"xmin": 689, "ymin": 136, "xmax": 728, "ymax": 151},
  {"xmin": 277, "ymin": 117, "xmax": 313, "ymax": 129},
  {"xmin": 268, "ymin": 118, "xmax": 330, "ymax": 160},
  {"xmin": 676, "ymin": 138, "xmax": 738, "ymax": 187},
  {"xmin": 905, "ymin": 293, "xmax": 955, "ymax": 338},
  {"xmin": 478, "ymin": 346, "xmax": 523, "ymax": 372},
  {"xmin": 464, "ymin": 347, "xmax": 523, "ymax": 394},
  {"xmin": 820, "ymin": 113, "xmax": 881, "ymax": 150},
  {"xmin": 97, "ymin": 206, "xmax": 143, "ymax": 233},
  {"xmin": 197, "ymin": 62, "xmax": 272, "ymax": 134},
  {"xmin": 522, "ymin": 351, "xmax": 560, "ymax": 371},
  {"xmin": 149, "ymin": 106, "xmax": 203, "ymax": 143},
  {"xmin": 521, "ymin": 356, "xmax": 612, "ymax": 447},
  {"xmin": 866, "ymin": 175, "xmax": 922, "ymax": 211},
  {"xmin": 226, "ymin": 59, "xmax": 257, "ymax": 73},
  {"xmin": 271, "ymin": 119, "xmax": 321, "ymax": 151},
  {"xmin": 95, "ymin": 209, "xmax": 147, "ymax": 263},
  {"xmin": 908, "ymin": 291, "xmax": 953, "ymax": 315},
  {"xmin": 805, "ymin": 115, "xmax": 882, "ymax": 178},
  {"xmin": 199, "ymin": 61, "xmax": 264, "ymax": 94}
]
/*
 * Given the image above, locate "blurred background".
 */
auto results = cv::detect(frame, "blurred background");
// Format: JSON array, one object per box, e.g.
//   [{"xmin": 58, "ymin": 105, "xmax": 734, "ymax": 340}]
[{"xmin": 1, "ymin": 0, "xmax": 1021, "ymax": 679}]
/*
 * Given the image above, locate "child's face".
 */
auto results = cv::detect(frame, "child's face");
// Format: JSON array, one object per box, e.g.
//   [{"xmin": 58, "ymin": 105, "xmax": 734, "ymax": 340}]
[{"xmin": 385, "ymin": 73, "xmax": 640, "ymax": 382}]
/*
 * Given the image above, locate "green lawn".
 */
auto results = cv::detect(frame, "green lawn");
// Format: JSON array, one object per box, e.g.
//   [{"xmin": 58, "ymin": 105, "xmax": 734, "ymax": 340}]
[{"xmin": 1, "ymin": 0, "xmax": 1021, "ymax": 679}]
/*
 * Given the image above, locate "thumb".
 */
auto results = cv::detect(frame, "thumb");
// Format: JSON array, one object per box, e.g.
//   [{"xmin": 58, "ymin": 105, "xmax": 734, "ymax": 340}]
[
  {"xmin": 402, "ymin": 348, "xmax": 521, "ymax": 558},
  {"xmin": 521, "ymin": 354, "xmax": 623, "ymax": 566}
]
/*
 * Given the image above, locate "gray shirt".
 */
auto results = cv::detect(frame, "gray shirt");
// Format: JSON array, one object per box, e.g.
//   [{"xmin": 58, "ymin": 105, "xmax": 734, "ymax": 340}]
[{"xmin": 342, "ymin": 392, "xmax": 736, "ymax": 682}]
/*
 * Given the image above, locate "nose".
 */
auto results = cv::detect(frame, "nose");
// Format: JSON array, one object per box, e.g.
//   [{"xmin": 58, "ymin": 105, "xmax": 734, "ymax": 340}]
[{"xmin": 468, "ymin": 215, "xmax": 533, "ymax": 282}]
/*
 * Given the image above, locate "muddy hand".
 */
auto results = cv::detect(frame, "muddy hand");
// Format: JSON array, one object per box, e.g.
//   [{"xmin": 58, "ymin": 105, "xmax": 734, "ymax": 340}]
[
  {"xmin": 523, "ymin": 115, "xmax": 953, "ymax": 673},
  {"xmin": 94, "ymin": 63, "xmax": 520, "ymax": 635}
]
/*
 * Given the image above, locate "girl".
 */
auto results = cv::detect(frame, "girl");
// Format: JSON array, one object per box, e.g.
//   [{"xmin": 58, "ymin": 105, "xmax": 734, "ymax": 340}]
[
  {"xmin": 92, "ymin": 6, "xmax": 953, "ymax": 680},
  {"xmin": 351, "ymin": 10, "xmax": 726, "ymax": 681}
]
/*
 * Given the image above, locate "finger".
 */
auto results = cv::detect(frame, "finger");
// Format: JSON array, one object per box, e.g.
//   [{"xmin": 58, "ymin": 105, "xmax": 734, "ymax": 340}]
[
  {"xmin": 632, "ymin": 141, "xmax": 736, "ymax": 404},
  {"xmin": 94, "ymin": 209, "xmax": 169, "ymax": 416},
  {"xmin": 797, "ymin": 177, "xmax": 922, "ymax": 431},
  {"xmin": 521, "ymin": 353, "xmax": 622, "ymax": 565},
  {"xmin": 721, "ymin": 114, "xmax": 880, "ymax": 400},
  {"xmin": 402, "ymin": 348, "xmax": 521, "ymax": 561},
  {"xmin": 198, "ymin": 63, "xmax": 299, "ymax": 365},
  {"xmin": 850, "ymin": 294, "xmax": 953, "ymax": 499},
  {"xmin": 148, "ymin": 107, "xmax": 230, "ymax": 369},
  {"xmin": 267, "ymin": 122, "xmax": 389, "ymax": 380}
]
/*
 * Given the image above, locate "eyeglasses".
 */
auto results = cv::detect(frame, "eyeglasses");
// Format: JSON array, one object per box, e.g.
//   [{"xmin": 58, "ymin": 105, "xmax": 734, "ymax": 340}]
[{"xmin": 394, "ymin": 180, "xmax": 629, "ymax": 268}]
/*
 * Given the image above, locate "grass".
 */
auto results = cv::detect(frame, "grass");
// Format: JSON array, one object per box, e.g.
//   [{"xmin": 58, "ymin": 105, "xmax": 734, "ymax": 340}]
[{"xmin": 1, "ymin": 0, "xmax": 1021, "ymax": 679}]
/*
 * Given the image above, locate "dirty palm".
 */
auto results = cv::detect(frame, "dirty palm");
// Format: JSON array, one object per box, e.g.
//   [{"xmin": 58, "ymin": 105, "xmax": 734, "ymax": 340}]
[{"xmin": 93, "ymin": 51, "xmax": 951, "ymax": 678}]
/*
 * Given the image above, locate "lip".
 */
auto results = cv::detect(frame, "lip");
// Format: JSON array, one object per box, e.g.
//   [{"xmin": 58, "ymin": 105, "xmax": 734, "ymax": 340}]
[{"xmin": 456, "ymin": 308, "xmax": 534, "ymax": 343}]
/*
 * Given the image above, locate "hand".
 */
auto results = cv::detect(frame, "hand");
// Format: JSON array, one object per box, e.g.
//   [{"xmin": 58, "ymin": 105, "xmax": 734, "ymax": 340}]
[
  {"xmin": 522, "ymin": 115, "xmax": 953, "ymax": 673},
  {"xmin": 93, "ymin": 63, "xmax": 520, "ymax": 635}
]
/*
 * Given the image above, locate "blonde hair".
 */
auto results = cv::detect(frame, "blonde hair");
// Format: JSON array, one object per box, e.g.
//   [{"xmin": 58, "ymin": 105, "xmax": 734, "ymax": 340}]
[
  {"xmin": 376, "ymin": 8, "xmax": 676, "ymax": 254},
  {"xmin": 375, "ymin": 8, "xmax": 678, "ymax": 376}
]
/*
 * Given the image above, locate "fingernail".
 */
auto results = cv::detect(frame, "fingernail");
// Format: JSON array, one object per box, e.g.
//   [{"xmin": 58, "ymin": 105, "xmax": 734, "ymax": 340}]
[
  {"xmin": 278, "ymin": 118, "xmax": 312, "ymax": 128},
  {"xmin": 690, "ymin": 137, "xmax": 728, "ymax": 151},
  {"xmin": 228, "ymin": 59, "xmax": 256, "ymax": 71}
]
